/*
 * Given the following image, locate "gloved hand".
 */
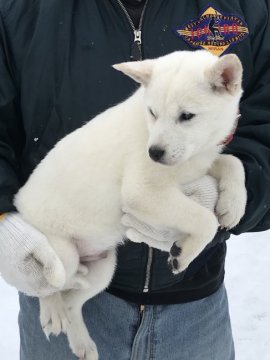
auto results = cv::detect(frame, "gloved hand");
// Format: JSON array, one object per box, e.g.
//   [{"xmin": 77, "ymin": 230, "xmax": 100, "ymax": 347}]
[
  {"xmin": 0, "ymin": 212, "xmax": 66, "ymax": 297},
  {"xmin": 121, "ymin": 175, "xmax": 218, "ymax": 251},
  {"xmin": 181, "ymin": 175, "xmax": 218, "ymax": 212}
]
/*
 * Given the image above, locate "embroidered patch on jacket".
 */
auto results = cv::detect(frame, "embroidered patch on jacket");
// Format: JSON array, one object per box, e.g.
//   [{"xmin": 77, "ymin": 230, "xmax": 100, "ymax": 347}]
[{"xmin": 174, "ymin": 5, "xmax": 249, "ymax": 56}]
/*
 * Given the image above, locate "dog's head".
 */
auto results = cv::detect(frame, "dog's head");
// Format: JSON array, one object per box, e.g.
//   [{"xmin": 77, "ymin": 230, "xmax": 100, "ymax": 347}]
[{"xmin": 113, "ymin": 50, "xmax": 243, "ymax": 166}]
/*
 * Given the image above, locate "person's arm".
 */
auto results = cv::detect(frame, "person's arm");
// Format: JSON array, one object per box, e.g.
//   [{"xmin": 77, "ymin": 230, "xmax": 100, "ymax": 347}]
[
  {"xmin": 224, "ymin": 2, "xmax": 270, "ymax": 234},
  {"xmin": 0, "ymin": 11, "xmax": 64, "ymax": 297},
  {"xmin": 0, "ymin": 11, "xmax": 23, "ymax": 213}
]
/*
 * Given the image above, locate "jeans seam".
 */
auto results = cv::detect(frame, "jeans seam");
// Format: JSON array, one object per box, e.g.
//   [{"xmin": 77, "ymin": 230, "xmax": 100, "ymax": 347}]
[{"xmin": 149, "ymin": 306, "xmax": 157, "ymax": 360}]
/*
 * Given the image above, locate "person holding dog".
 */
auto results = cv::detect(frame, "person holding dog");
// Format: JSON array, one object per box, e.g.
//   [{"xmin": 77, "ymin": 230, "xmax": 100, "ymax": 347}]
[{"xmin": 0, "ymin": 1, "xmax": 269, "ymax": 359}]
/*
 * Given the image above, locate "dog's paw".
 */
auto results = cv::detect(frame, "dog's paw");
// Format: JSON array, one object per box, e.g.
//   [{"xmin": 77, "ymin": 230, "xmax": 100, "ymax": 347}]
[
  {"xmin": 73, "ymin": 341, "xmax": 98, "ymax": 360},
  {"xmin": 40, "ymin": 295, "xmax": 70, "ymax": 338},
  {"xmin": 68, "ymin": 329, "xmax": 98, "ymax": 360},
  {"xmin": 167, "ymin": 242, "xmax": 189, "ymax": 275},
  {"xmin": 41, "ymin": 307, "xmax": 70, "ymax": 338},
  {"xmin": 167, "ymin": 235, "xmax": 211, "ymax": 275},
  {"xmin": 216, "ymin": 183, "xmax": 247, "ymax": 229}
]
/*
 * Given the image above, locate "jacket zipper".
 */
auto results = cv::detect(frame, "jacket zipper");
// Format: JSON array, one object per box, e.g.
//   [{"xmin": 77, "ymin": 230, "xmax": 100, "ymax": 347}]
[
  {"xmin": 138, "ymin": 247, "xmax": 152, "ymax": 322},
  {"xmin": 116, "ymin": 0, "xmax": 149, "ymax": 61},
  {"xmin": 116, "ymin": 0, "xmax": 153, "ymax": 295},
  {"xmin": 143, "ymin": 247, "xmax": 153, "ymax": 293}
]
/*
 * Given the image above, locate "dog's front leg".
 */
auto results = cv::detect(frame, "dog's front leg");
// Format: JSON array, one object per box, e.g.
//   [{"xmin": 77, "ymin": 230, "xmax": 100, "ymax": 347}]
[
  {"xmin": 122, "ymin": 213, "xmax": 180, "ymax": 252},
  {"xmin": 122, "ymin": 180, "xmax": 218, "ymax": 274},
  {"xmin": 209, "ymin": 154, "xmax": 247, "ymax": 229}
]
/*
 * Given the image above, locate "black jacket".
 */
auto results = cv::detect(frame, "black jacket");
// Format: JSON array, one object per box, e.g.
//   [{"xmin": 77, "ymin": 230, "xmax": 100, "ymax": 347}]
[{"xmin": 0, "ymin": 0, "xmax": 269, "ymax": 304}]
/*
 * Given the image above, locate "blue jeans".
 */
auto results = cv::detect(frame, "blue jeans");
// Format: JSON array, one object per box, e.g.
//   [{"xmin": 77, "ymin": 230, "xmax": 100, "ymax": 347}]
[{"xmin": 19, "ymin": 284, "xmax": 235, "ymax": 360}]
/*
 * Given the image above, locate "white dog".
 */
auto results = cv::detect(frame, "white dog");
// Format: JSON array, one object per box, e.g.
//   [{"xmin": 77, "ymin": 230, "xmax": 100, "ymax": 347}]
[{"xmin": 14, "ymin": 50, "xmax": 247, "ymax": 359}]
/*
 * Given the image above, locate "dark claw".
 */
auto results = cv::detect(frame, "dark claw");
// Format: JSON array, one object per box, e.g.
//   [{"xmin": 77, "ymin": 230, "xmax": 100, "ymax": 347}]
[
  {"xmin": 170, "ymin": 243, "xmax": 182, "ymax": 257},
  {"xmin": 172, "ymin": 258, "xmax": 179, "ymax": 270}
]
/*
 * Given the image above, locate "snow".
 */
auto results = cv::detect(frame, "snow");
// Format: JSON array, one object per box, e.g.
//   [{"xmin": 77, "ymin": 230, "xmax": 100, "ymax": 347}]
[
  {"xmin": 0, "ymin": 231, "xmax": 269, "ymax": 360},
  {"xmin": 0, "ymin": 278, "xmax": 19, "ymax": 360},
  {"xmin": 226, "ymin": 231, "xmax": 270, "ymax": 360}
]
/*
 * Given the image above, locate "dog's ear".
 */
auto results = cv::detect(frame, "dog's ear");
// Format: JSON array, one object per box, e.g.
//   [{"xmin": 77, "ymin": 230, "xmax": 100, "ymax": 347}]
[
  {"xmin": 112, "ymin": 60, "xmax": 155, "ymax": 86},
  {"xmin": 206, "ymin": 54, "xmax": 243, "ymax": 94}
]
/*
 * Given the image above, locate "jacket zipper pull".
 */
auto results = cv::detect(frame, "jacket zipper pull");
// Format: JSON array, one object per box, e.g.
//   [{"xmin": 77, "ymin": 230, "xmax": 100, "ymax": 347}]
[
  {"xmin": 131, "ymin": 30, "xmax": 142, "ymax": 61},
  {"xmin": 139, "ymin": 304, "xmax": 145, "ymax": 322}
]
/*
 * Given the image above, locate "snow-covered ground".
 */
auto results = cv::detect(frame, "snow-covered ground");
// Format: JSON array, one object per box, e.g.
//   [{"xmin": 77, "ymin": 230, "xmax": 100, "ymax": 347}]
[
  {"xmin": 0, "ymin": 231, "xmax": 269, "ymax": 360},
  {"xmin": 226, "ymin": 231, "xmax": 270, "ymax": 360}
]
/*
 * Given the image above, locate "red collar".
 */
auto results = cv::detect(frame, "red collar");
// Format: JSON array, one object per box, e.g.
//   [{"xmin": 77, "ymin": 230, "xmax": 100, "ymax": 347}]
[{"xmin": 220, "ymin": 113, "xmax": 241, "ymax": 146}]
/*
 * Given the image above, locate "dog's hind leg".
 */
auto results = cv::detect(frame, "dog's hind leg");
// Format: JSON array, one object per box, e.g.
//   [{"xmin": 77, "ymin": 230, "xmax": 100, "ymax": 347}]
[
  {"xmin": 62, "ymin": 249, "xmax": 116, "ymax": 360},
  {"xmin": 39, "ymin": 235, "xmax": 81, "ymax": 337}
]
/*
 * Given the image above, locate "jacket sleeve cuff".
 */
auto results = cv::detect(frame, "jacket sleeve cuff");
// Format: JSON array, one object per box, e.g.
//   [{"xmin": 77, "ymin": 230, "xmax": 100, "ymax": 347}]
[{"xmin": 0, "ymin": 190, "xmax": 17, "ymax": 213}]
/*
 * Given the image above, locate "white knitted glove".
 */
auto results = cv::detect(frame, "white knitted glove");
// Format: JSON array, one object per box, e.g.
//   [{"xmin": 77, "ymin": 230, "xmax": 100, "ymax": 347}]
[
  {"xmin": 0, "ymin": 213, "xmax": 66, "ymax": 297},
  {"xmin": 181, "ymin": 175, "xmax": 218, "ymax": 212},
  {"xmin": 122, "ymin": 175, "xmax": 218, "ymax": 249}
]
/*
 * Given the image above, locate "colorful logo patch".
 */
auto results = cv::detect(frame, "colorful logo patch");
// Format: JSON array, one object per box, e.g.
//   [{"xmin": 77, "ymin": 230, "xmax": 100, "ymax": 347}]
[{"xmin": 174, "ymin": 5, "xmax": 249, "ymax": 56}]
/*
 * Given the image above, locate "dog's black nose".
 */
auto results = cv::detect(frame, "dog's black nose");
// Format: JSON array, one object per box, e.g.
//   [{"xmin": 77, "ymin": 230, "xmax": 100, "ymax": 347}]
[{"xmin": 149, "ymin": 146, "xmax": 165, "ymax": 162}]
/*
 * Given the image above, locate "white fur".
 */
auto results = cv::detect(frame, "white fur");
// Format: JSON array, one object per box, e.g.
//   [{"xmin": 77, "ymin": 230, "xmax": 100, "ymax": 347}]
[{"xmin": 15, "ymin": 50, "xmax": 247, "ymax": 359}]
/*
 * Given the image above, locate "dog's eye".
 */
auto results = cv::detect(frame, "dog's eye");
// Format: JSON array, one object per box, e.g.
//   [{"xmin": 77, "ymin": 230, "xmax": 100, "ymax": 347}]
[
  {"xmin": 148, "ymin": 107, "xmax": 157, "ymax": 119},
  {"xmin": 179, "ymin": 112, "xmax": 195, "ymax": 121}
]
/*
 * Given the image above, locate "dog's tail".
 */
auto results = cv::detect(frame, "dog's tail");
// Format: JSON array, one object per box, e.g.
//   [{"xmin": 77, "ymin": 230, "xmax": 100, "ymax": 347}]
[{"xmin": 33, "ymin": 246, "xmax": 66, "ymax": 288}]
